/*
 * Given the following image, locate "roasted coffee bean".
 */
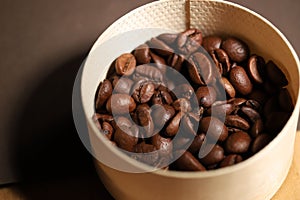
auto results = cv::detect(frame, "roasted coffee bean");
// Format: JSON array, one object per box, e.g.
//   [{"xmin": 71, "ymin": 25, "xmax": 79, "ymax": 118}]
[
  {"xmin": 199, "ymin": 116, "xmax": 228, "ymax": 142},
  {"xmin": 263, "ymin": 80, "xmax": 280, "ymax": 95},
  {"xmin": 265, "ymin": 112, "xmax": 291, "ymax": 134},
  {"xmin": 240, "ymin": 106, "xmax": 261, "ymax": 123},
  {"xmin": 136, "ymin": 104, "xmax": 154, "ymax": 138},
  {"xmin": 245, "ymin": 99, "xmax": 261, "ymax": 111},
  {"xmin": 113, "ymin": 77, "xmax": 133, "ymax": 94},
  {"xmin": 225, "ymin": 131, "xmax": 251, "ymax": 154},
  {"xmin": 173, "ymin": 83, "xmax": 194, "ymax": 100},
  {"xmin": 247, "ymin": 89, "xmax": 268, "ymax": 105},
  {"xmin": 221, "ymin": 37, "xmax": 249, "ymax": 62},
  {"xmin": 266, "ymin": 61, "xmax": 288, "ymax": 87},
  {"xmin": 168, "ymin": 53, "xmax": 184, "ymax": 71},
  {"xmin": 196, "ymin": 86, "xmax": 217, "ymax": 108},
  {"xmin": 172, "ymin": 98, "xmax": 192, "ymax": 113},
  {"xmin": 133, "ymin": 142, "xmax": 158, "ymax": 165},
  {"xmin": 202, "ymin": 35, "xmax": 222, "ymax": 52},
  {"xmin": 229, "ymin": 66, "xmax": 253, "ymax": 95},
  {"xmin": 188, "ymin": 133, "xmax": 205, "ymax": 154},
  {"xmin": 157, "ymin": 33, "xmax": 178, "ymax": 46},
  {"xmin": 188, "ymin": 52, "xmax": 214, "ymax": 85},
  {"xmin": 149, "ymin": 51, "xmax": 166, "ymax": 73},
  {"xmin": 152, "ymin": 104, "xmax": 175, "ymax": 129},
  {"xmin": 93, "ymin": 113, "xmax": 114, "ymax": 123},
  {"xmin": 177, "ymin": 28, "xmax": 202, "ymax": 54},
  {"xmin": 106, "ymin": 94, "xmax": 136, "ymax": 114},
  {"xmin": 114, "ymin": 125, "xmax": 139, "ymax": 152},
  {"xmin": 102, "ymin": 121, "xmax": 114, "ymax": 140},
  {"xmin": 95, "ymin": 79, "xmax": 113, "ymax": 109},
  {"xmin": 251, "ymin": 133, "xmax": 273, "ymax": 153},
  {"xmin": 247, "ymin": 55, "xmax": 265, "ymax": 84},
  {"xmin": 174, "ymin": 151, "xmax": 206, "ymax": 171},
  {"xmin": 263, "ymin": 96, "xmax": 280, "ymax": 117},
  {"xmin": 134, "ymin": 65, "xmax": 164, "ymax": 83},
  {"xmin": 200, "ymin": 144, "xmax": 224, "ymax": 166},
  {"xmin": 147, "ymin": 37, "xmax": 173, "ymax": 56},
  {"xmin": 212, "ymin": 49, "xmax": 231, "ymax": 75},
  {"xmin": 151, "ymin": 89, "xmax": 173, "ymax": 105},
  {"xmin": 134, "ymin": 44, "xmax": 151, "ymax": 64},
  {"xmin": 220, "ymin": 77, "xmax": 236, "ymax": 98},
  {"xmin": 225, "ymin": 115, "xmax": 250, "ymax": 131},
  {"xmin": 173, "ymin": 136, "xmax": 192, "ymax": 149},
  {"xmin": 227, "ymin": 98, "xmax": 247, "ymax": 107},
  {"xmin": 219, "ymin": 154, "xmax": 243, "ymax": 168},
  {"xmin": 181, "ymin": 115, "xmax": 197, "ymax": 136},
  {"xmin": 206, "ymin": 103, "xmax": 235, "ymax": 118},
  {"xmin": 278, "ymin": 88, "xmax": 294, "ymax": 112},
  {"xmin": 165, "ymin": 112, "xmax": 183, "ymax": 137},
  {"xmin": 115, "ymin": 53, "xmax": 136, "ymax": 76},
  {"xmin": 250, "ymin": 119, "xmax": 264, "ymax": 138},
  {"xmin": 132, "ymin": 81, "xmax": 155, "ymax": 103},
  {"xmin": 151, "ymin": 133, "xmax": 173, "ymax": 156}
]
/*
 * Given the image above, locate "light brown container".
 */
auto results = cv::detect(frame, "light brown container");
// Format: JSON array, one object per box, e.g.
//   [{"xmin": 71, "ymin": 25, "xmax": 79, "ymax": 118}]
[{"xmin": 80, "ymin": 0, "xmax": 300, "ymax": 199}]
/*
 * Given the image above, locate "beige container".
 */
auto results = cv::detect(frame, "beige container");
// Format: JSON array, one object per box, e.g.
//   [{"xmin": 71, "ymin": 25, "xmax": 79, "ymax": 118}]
[{"xmin": 80, "ymin": 0, "xmax": 300, "ymax": 199}]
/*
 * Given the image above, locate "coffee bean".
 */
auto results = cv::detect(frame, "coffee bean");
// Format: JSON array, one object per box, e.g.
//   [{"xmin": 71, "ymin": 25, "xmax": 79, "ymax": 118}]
[
  {"xmin": 149, "ymin": 51, "xmax": 166, "ymax": 72},
  {"xmin": 199, "ymin": 116, "xmax": 228, "ymax": 142},
  {"xmin": 152, "ymin": 104, "xmax": 175, "ymax": 129},
  {"xmin": 173, "ymin": 83, "xmax": 194, "ymax": 100},
  {"xmin": 265, "ymin": 112, "xmax": 291, "ymax": 134},
  {"xmin": 151, "ymin": 133, "xmax": 173, "ymax": 156},
  {"xmin": 95, "ymin": 79, "xmax": 113, "ymax": 109},
  {"xmin": 132, "ymin": 81, "xmax": 155, "ymax": 103},
  {"xmin": 173, "ymin": 136, "xmax": 192, "ymax": 150},
  {"xmin": 134, "ymin": 44, "xmax": 151, "ymax": 64},
  {"xmin": 102, "ymin": 121, "xmax": 114, "ymax": 140},
  {"xmin": 188, "ymin": 133, "xmax": 205, "ymax": 155},
  {"xmin": 188, "ymin": 52, "xmax": 214, "ymax": 85},
  {"xmin": 278, "ymin": 88, "xmax": 294, "ymax": 112},
  {"xmin": 250, "ymin": 119, "xmax": 263, "ymax": 138},
  {"xmin": 229, "ymin": 66, "xmax": 253, "ymax": 95},
  {"xmin": 240, "ymin": 106, "xmax": 261, "ymax": 123},
  {"xmin": 266, "ymin": 61, "xmax": 288, "ymax": 87},
  {"xmin": 225, "ymin": 115, "xmax": 250, "ymax": 130},
  {"xmin": 219, "ymin": 154, "xmax": 243, "ymax": 168},
  {"xmin": 147, "ymin": 37, "xmax": 174, "ymax": 56},
  {"xmin": 113, "ymin": 77, "xmax": 133, "ymax": 94},
  {"xmin": 93, "ymin": 113, "xmax": 114, "ymax": 123},
  {"xmin": 200, "ymin": 144, "xmax": 224, "ymax": 166},
  {"xmin": 212, "ymin": 49, "xmax": 231, "ymax": 75},
  {"xmin": 133, "ymin": 142, "xmax": 158, "ymax": 165},
  {"xmin": 174, "ymin": 151, "xmax": 206, "ymax": 171},
  {"xmin": 172, "ymin": 98, "xmax": 192, "ymax": 113},
  {"xmin": 165, "ymin": 112, "xmax": 183, "ymax": 137},
  {"xmin": 263, "ymin": 96, "xmax": 280, "ymax": 117},
  {"xmin": 115, "ymin": 53, "xmax": 136, "ymax": 76},
  {"xmin": 245, "ymin": 99, "xmax": 261, "ymax": 111},
  {"xmin": 247, "ymin": 89, "xmax": 268, "ymax": 105},
  {"xmin": 167, "ymin": 53, "xmax": 184, "ymax": 71},
  {"xmin": 202, "ymin": 35, "xmax": 222, "ymax": 52},
  {"xmin": 114, "ymin": 125, "xmax": 139, "ymax": 152},
  {"xmin": 227, "ymin": 98, "xmax": 247, "ymax": 107},
  {"xmin": 134, "ymin": 65, "xmax": 164, "ymax": 83},
  {"xmin": 181, "ymin": 115, "xmax": 197, "ymax": 136},
  {"xmin": 196, "ymin": 86, "xmax": 217, "ymax": 108},
  {"xmin": 136, "ymin": 104, "xmax": 154, "ymax": 138},
  {"xmin": 106, "ymin": 94, "xmax": 136, "ymax": 114},
  {"xmin": 157, "ymin": 33, "xmax": 178, "ymax": 46},
  {"xmin": 221, "ymin": 37, "xmax": 249, "ymax": 62},
  {"xmin": 220, "ymin": 77, "xmax": 236, "ymax": 98},
  {"xmin": 263, "ymin": 80, "xmax": 280, "ymax": 95},
  {"xmin": 247, "ymin": 55, "xmax": 265, "ymax": 84},
  {"xmin": 251, "ymin": 133, "xmax": 273, "ymax": 153},
  {"xmin": 207, "ymin": 103, "xmax": 235, "ymax": 117},
  {"xmin": 177, "ymin": 28, "xmax": 202, "ymax": 54},
  {"xmin": 225, "ymin": 131, "xmax": 251, "ymax": 153}
]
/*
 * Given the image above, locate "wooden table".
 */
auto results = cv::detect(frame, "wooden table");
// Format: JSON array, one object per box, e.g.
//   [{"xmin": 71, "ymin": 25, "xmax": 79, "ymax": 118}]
[{"xmin": 0, "ymin": 132, "xmax": 299, "ymax": 200}]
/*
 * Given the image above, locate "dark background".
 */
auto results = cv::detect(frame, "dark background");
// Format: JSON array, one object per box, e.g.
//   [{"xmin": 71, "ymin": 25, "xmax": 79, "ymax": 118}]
[{"xmin": 0, "ymin": 0, "xmax": 299, "ymax": 198}]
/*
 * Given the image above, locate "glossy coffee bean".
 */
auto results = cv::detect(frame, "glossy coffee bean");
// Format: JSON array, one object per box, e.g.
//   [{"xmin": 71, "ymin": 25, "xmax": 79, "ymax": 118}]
[
  {"xmin": 212, "ymin": 49, "xmax": 231, "ymax": 75},
  {"xmin": 240, "ymin": 106, "xmax": 261, "ymax": 123},
  {"xmin": 132, "ymin": 81, "xmax": 155, "ymax": 103},
  {"xmin": 229, "ymin": 66, "xmax": 253, "ymax": 95},
  {"xmin": 133, "ymin": 142, "xmax": 158, "ymax": 165},
  {"xmin": 166, "ymin": 112, "xmax": 183, "ymax": 137},
  {"xmin": 220, "ymin": 77, "xmax": 236, "ymax": 98},
  {"xmin": 114, "ymin": 125, "xmax": 139, "ymax": 152},
  {"xmin": 266, "ymin": 61, "xmax": 288, "ymax": 87},
  {"xmin": 149, "ymin": 51, "xmax": 166, "ymax": 73},
  {"xmin": 247, "ymin": 55, "xmax": 265, "ymax": 84},
  {"xmin": 93, "ymin": 113, "xmax": 114, "ymax": 123},
  {"xmin": 134, "ymin": 65, "xmax": 164, "ymax": 83},
  {"xmin": 206, "ymin": 103, "xmax": 235, "ymax": 117},
  {"xmin": 172, "ymin": 98, "xmax": 192, "ymax": 113},
  {"xmin": 188, "ymin": 52, "xmax": 214, "ymax": 85},
  {"xmin": 225, "ymin": 115, "xmax": 250, "ymax": 131},
  {"xmin": 251, "ymin": 133, "xmax": 273, "ymax": 153},
  {"xmin": 136, "ymin": 104, "xmax": 154, "ymax": 138},
  {"xmin": 278, "ymin": 88, "xmax": 294, "ymax": 112},
  {"xmin": 200, "ymin": 144, "xmax": 224, "ymax": 166},
  {"xmin": 167, "ymin": 53, "xmax": 184, "ymax": 71},
  {"xmin": 134, "ymin": 44, "xmax": 151, "ymax": 64},
  {"xmin": 245, "ymin": 99, "xmax": 261, "ymax": 111},
  {"xmin": 106, "ymin": 94, "xmax": 136, "ymax": 114},
  {"xmin": 157, "ymin": 33, "xmax": 178, "ymax": 46},
  {"xmin": 173, "ymin": 83, "xmax": 194, "ymax": 100},
  {"xmin": 221, "ymin": 37, "xmax": 249, "ymax": 62},
  {"xmin": 227, "ymin": 98, "xmax": 247, "ymax": 107},
  {"xmin": 174, "ymin": 151, "xmax": 206, "ymax": 171},
  {"xmin": 177, "ymin": 28, "xmax": 202, "ymax": 54},
  {"xmin": 95, "ymin": 79, "xmax": 113, "ymax": 109},
  {"xmin": 225, "ymin": 131, "xmax": 251, "ymax": 154},
  {"xmin": 181, "ymin": 115, "xmax": 197, "ymax": 136},
  {"xmin": 102, "ymin": 121, "xmax": 114, "ymax": 140},
  {"xmin": 219, "ymin": 154, "xmax": 243, "ymax": 168},
  {"xmin": 188, "ymin": 133, "xmax": 205, "ymax": 155},
  {"xmin": 250, "ymin": 119, "xmax": 263, "ymax": 138},
  {"xmin": 113, "ymin": 77, "xmax": 133, "ymax": 94},
  {"xmin": 147, "ymin": 37, "xmax": 173, "ymax": 56},
  {"xmin": 199, "ymin": 116, "xmax": 228, "ymax": 142},
  {"xmin": 115, "ymin": 53, "xmax": 136, "ymax": 76},
  {"xmin": 247, "ymin": 89, "xmax": 268, "ymax": 105},
  {"xmin": 196, "ymin": 86, "xmax": 217, "ymax": 108},
  {"xmin": 202, "ymin": 35, "xmax": 222, "ymax": 52},
  {"xmin": 152, "ymin": 104, "xmax": 175, "ymax": 128},
  {"xmin": 151, "ymin": 133, "xmax": 173, "ymax": 156}
]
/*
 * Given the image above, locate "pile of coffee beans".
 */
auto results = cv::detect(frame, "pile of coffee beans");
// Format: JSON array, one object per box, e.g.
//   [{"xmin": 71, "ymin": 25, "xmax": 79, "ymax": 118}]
[{"xmin": 93, "ymin": 28, "xmax": 294, "ymax": 171}]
